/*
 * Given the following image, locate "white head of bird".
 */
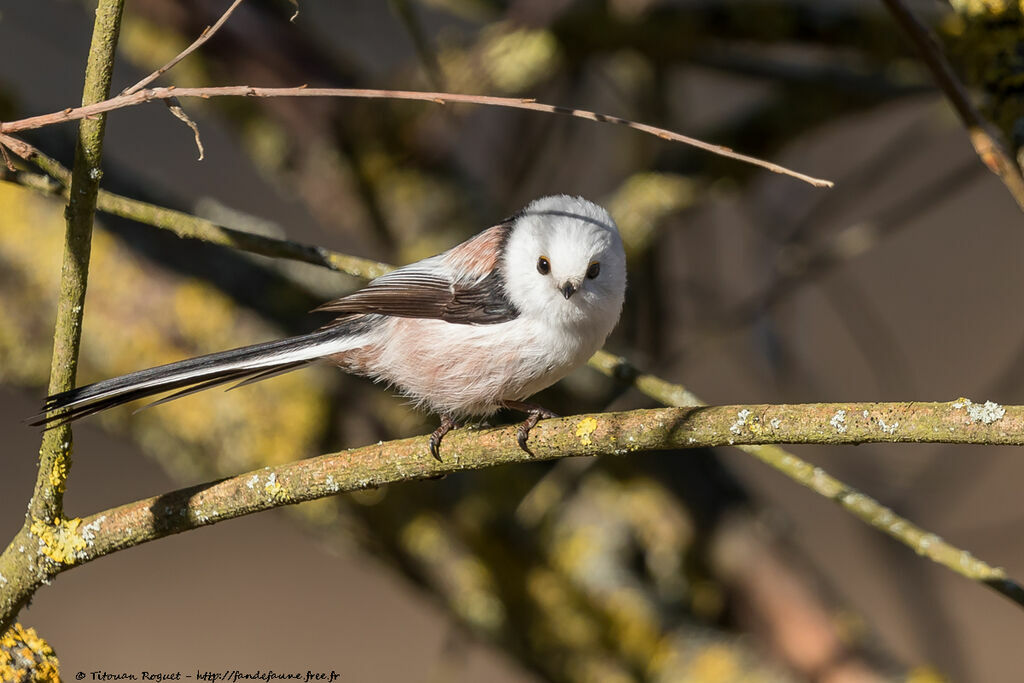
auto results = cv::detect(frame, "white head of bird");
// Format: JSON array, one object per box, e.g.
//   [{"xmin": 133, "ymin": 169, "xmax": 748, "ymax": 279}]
[{"xmin": 502, "ymin": 195, "xmax": 626, "ymax": 333}]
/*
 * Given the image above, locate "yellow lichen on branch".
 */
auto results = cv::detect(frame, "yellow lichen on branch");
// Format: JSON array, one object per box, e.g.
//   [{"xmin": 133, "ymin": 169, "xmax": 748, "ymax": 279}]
[
  {"xmin": 33, "ymin": 400, "xmax": 1024, "ymax": 574},
  {"xmin": 0, "ymin": 624, "xmax": 60, "ymax": 683}
]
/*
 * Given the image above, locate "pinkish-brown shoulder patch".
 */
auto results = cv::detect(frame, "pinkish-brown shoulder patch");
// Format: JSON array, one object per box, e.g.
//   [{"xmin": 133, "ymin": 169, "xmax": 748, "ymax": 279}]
[
  {"xmin": 442, "ymin": 224, "xmax": 509, "ymax": 278},
  {"xmin": 327, "ymin": 347, "xmax": 380, "ymax": 375}
]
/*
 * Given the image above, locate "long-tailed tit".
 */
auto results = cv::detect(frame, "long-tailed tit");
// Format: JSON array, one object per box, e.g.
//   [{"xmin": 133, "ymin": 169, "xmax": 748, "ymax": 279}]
[{"xmin": 34, "ymin": 195, "xmax": 627, "ymax": 458}]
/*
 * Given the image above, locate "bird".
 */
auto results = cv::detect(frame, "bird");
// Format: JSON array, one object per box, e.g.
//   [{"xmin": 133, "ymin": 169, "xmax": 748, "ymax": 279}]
[{"xmin": 32, "ymin": 195, "xmax": 627, "ymax": 459}]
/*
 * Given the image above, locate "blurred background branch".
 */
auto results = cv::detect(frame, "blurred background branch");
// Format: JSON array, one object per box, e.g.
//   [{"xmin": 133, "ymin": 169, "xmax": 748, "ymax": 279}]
[{"xmin": 879, "ymin": 0, "xmax": 1024, "ymax": 210}]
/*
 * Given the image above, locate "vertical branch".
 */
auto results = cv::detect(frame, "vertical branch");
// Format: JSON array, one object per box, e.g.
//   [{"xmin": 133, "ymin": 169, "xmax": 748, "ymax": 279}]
[{"xmin": 30, "ymin": 0, "xmax": 126, "ymax": 523}]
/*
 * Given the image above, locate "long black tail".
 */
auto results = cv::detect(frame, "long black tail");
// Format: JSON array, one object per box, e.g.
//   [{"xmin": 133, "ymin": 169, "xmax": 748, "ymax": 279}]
[{"xmin": 31, "ymin": 327, "xmax": 363, "ymax": 428}]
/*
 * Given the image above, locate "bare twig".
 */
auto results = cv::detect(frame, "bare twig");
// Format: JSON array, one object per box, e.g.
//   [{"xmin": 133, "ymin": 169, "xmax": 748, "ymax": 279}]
[
  {"xmin": 878, "ymin": 0, "xmax": 1024, "ymax": 211},
  {"xmin": 0, "ymin": 86, "xmax": 833, "ymax": 188},
  {"xmin": 164, "ymin": 97, "xmax": 205, "ymax": 160},
  {"xmin": 116, "ymin": 0, "xmax": 245, "ymax": 159},
  {"xmin": 119, "ymin": 0, "xmax": 247, "ymax": 97},
  {"xmin": 0, "ymin": 143, "xmax": 14, "ymax": 172},
  {"xmin": 0, "ymin": 135, "xmax": 48, "ymax": 174}
]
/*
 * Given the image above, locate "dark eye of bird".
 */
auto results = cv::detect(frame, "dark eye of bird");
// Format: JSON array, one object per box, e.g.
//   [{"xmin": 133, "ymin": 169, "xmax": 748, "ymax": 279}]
[
  {"xmin": 537, "ymin": 256, "xmax": 550, "ymax": 275},
  {"xmin": 586, "ymin": 261, "xmax": 600, "ymax": 279}
]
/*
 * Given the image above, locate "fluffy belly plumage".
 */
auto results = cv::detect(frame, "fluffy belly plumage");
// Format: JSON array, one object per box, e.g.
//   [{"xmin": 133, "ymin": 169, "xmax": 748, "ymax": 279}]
[{"xmin": 333, "ymin": 316, "xmax": 593, "ymax": 417}]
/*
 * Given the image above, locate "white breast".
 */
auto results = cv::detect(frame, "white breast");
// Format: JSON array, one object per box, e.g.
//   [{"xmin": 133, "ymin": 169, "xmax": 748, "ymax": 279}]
[{"xmin": 345, "ymin": 315, "xmax": 603, "ymax": 418}]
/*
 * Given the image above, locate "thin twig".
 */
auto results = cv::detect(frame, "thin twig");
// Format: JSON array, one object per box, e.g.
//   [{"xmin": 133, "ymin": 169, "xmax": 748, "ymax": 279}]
[
  {"xmin": 164, "ymin": 97, "xmax": 205, "ymax": 160},
  {"xmin": 117, "ymin": 0, "xmax": 245, "ymax": 160},
  {"xmin": 0, "ymin": 86, "xmax": 833, "ymax": 188},
  {"xmin": 119, "ymin": 0, "xmax": 247, "ymax": 97},
  {"xmin": 878, "ymin": 0, "xmax": 1024, "ymax": 211},
  {"xmin": 0, "ymin": 143, "xmax": 14, "ymax": 172}
]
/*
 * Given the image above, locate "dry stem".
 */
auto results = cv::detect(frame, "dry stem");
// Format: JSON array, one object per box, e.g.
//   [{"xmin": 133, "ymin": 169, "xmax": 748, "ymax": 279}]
[{"xmin": 0, "ymin": 85, "xmax": 832, "ymax": 188}]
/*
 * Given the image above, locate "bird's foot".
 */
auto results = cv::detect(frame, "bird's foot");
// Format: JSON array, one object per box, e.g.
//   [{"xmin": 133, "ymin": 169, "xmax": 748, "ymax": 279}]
[
  {"xmin": 502, "ymin": 401, "xmax": 559, "ymax": 456},
  {"xmin": 429, "ymin": 414, "xmax": 457, "ymax": 461}
]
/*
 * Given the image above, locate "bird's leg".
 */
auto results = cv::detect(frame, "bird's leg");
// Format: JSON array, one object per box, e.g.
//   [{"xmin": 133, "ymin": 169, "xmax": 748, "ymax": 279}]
[
  {"xmin": 502, "ymin": 400, "xmax": 559, "ymax": 455},
  {"xmin": 429, "ymin": 414, "xmax": 457, "ymax": 461}
]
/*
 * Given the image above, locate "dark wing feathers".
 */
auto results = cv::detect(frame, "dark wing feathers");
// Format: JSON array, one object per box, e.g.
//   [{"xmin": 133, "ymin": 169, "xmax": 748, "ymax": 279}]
[
  {"xmin": 315, "ymin": 220, "xmax": 520, "ymax": 325},
  {"xmin": 316, "ymin": 222, "xmax": 518, "ymax": 325},
  {"xmin": 316, "ymin": 269, "xmax": 518, "ymax": 325}
]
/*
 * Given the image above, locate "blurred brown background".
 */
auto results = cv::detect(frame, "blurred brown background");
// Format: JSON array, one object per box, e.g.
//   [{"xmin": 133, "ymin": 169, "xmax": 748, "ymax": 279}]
[{"xmin": 2, "ymin": 0, "xmax": 1024, "ymax": 681}]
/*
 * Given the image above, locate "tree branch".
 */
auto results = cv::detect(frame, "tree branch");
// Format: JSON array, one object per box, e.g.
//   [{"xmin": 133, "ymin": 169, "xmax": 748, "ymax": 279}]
[
  {"xmin": 0, "ymin": 86, "xmax": 832, "ymax": 188},
  {"xmin": 3, "ymin": 400, "xmax": 1024, "ymax": 633},
  {"xmin": 878, "ymin": 0, "xmax": 1024, "ymax": 212},
  {"xmin": 30, "ymin": 0, "xmax": 125, "ymax": 524}
]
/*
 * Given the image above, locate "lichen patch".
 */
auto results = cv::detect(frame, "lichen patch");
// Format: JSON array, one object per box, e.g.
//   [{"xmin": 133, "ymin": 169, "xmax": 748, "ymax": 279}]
[
  {"xmin": 29, "ymin": 517, "xmax": 88, "ymax": 565},
  {"xmin": 575, "ymin": 417, "xmax": 598, "ymax": 446},
  {"xmin": 953, "ymin": 398, "xmax": 1006, "ymax": 424},
  {"xmin": 729, "ymin": 409, "xmax": 751, "ymax": 435}
]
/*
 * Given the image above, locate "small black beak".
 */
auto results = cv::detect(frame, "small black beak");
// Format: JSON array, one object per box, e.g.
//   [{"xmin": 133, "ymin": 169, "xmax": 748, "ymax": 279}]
[{"xmin": 560, "ymin": 281, "xmax": 578, "ymax": 299}]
